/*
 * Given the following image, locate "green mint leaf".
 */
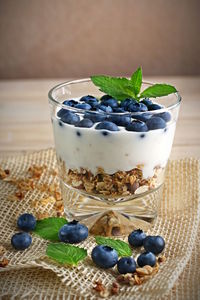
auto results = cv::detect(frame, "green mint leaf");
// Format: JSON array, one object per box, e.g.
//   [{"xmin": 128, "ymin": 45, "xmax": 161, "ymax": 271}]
[
  {"xmin": 46, "ymin": 243, "xmax": 87, "ymax": 266},
  {"xmin": 95, "ymin": 236, "xmax": 132, "ymax": 257},
  {"xmin": 140, "ymin": 84, "xmax": 177, "ymax": 98},
  {"xmin": 91, "ymin": 75, "xmax": 135, "ymax": 101},
  {"xmin": 33, "ymin": 217, "xmax": 68, "ymax": 241},
  {"xmin": 131, "ymin": 67, "xmax": 142, "ymax": 96}
]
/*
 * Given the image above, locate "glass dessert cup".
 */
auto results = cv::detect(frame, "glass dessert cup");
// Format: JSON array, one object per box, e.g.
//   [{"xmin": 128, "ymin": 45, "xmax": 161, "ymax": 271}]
[{"xmin": 48, "ymin": 79, "xmax": 181, "ymax": 236}]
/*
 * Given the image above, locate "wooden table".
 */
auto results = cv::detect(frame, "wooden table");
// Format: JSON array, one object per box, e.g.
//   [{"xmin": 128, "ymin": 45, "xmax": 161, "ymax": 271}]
[{"xmin": 0, "ymin": 77, "xmax": 200, "ymax": 158}]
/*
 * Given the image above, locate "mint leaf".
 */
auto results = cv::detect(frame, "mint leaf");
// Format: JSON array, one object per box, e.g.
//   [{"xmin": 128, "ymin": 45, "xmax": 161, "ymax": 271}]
[
  {"xmin": 33, "ymin": 217, "xmax": 68, "ymax": 241},
  {"xmin": 91, "ymin": 75, "xmax": 135, "ymax": 101},
  {"xmin": 140, "ymin": 84, "xmax": 177, "ymax": 98},
  {"xmin": 46, "ymin": 243, "xmax": 87, "ymax": 266},
  {"xmin": 131, "ymin": 67, "xmax": 142, "ymax": 96},
  {"xmin": 95, "ymin": 236, "xmax": 132, "ymax": 257}
]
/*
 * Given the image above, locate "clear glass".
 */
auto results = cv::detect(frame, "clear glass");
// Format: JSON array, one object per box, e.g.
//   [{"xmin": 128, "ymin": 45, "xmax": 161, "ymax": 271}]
[{"xmin": 48, "ymin": 79, "xmax": 181, "ymax": 235}]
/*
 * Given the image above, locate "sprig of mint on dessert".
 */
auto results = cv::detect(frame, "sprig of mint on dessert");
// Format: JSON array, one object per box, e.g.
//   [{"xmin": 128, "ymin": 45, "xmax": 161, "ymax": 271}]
[{"xmin": 91, "ymin": 67, "xmax": 177, "ymax": 101}]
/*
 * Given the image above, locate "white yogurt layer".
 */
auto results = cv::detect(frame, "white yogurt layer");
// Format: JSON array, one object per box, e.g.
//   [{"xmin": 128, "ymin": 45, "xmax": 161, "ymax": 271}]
[{"xmin": 52, "ymin": 116, "xmax": 176, "ymax": 179}]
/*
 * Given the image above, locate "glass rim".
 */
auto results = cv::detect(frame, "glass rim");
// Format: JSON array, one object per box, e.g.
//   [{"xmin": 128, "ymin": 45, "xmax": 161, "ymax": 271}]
[{"xmin": 48, "ymin": 78, "xmax": 182, "ymax": 115}]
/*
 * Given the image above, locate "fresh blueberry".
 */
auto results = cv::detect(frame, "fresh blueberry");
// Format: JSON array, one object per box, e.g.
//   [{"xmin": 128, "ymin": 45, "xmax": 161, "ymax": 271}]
[
  {"xmin": 141, "ymin": 98, "xmax": 153, "ymax": 107},
  {"xmin": 132, "ymin": 113, "xmax": 152, "ymax": 122},
  {"xmin": 75, "ymin": 118, "xmax": 94, "ymax": 128},
  {"xmin": 95, "ymin": 121, "xmax": 119, "ymax": 131},
  {"xmin": 117, "ymin": 257, "xmax": 136, "ymax": 274},
  {"xmin": 75, "ymin": 103, "xmax": 91, "ymax": 110},
  {"xmin": 108, "ymin": 115, "xmax": 131, "ymax": 127},
  {"xmin": 89, "ymin": 102, "xmax": 100, "ymax": 109},
  {"xmin": 63, "ymin": 100, "xmax": 78, "ymax": 107},
  {"xmin": 101, "ymin": 98, "xmax": 118, "ymax": 108},
  {"xmin": 11, "ymin": 232, "xmax": 32, "ymax": 250},
  {"xmin": 146, "ymin": 117, "xmax": 166, "ymax": 130},
  {"xmin": 156, "ymin": 112, "xmax": 171, "ymax": 122},
  {"xmin": 148, "ymin": 104, "xmax": 163, "ymax": 111},
  {"xmin": 127, "ymin": 102, "xmax": 148, "ymax": 112},
  {"xmin": 113, "ymin": 107, "xmax": 125, "ymax": 113},
  {"xmin": 128, "ymin": 229, "xmax": 146, "ymax": 247},
  {"xmin": 99, "ymin": 105, "xmax": 113, "ymax": 113},
  {"xmin": 58, "ymin": 220, "xmax": 88, "ymax": 244},
  {"xmin": 91, "ymin": 245, "xmax": 118, "ymax": 269},
  {"xmin": 80, "ymin": 95, "xmax": 97, "ymax": 103},
  {"xmin": 143, "ymin": 236, "xmax": 165, "ymax": 255},
  {"xmin": 84, "ymin": 111, "xmax": 106, "ymax": 123},
  {"xmin": 126, "ymin": 120, "xmax": 148, "ymax": 132},
  {"xmin": 57, "ymin": 108, "xmax": 69, "ymax": 118},
  {"xmin": 137, "ymin": 251, "xmax": 156, "ymax": 267},
  {"xmin": 100, "ymin": 94, "xmax": 112, "ymax": 101},
  {"xmin": 17, "ymin": 213, "xmax": 36, "ymax": 231},
  {"xmin": 61, "ymin": 112, "xmax": 80, "ymax": 125},
  {"xmin": 121, "ymin": 99, "xmax": 137, "ymax": 109}
]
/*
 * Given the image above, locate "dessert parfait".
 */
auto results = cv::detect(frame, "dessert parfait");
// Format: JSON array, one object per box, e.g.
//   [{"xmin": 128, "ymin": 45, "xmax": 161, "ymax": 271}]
[{"xmin": 48, "ymin": 68, "xmax": 181, "ymax": 230}]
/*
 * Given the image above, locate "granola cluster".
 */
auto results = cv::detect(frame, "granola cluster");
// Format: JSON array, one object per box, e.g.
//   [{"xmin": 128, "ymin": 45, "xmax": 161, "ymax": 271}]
[{"xmin": 60, "ymin": 162, "xmax": 164, "ymax": 198}]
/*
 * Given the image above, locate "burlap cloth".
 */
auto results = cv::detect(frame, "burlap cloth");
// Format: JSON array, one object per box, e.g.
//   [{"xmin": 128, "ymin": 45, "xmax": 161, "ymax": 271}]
[{"xmin": 0, "ymin": 149, "xmax": 199, "ymax": 300}]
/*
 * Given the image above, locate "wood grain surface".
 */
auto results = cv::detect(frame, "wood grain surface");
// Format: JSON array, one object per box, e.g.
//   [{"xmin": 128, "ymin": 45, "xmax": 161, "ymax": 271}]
[{"xmin": 0, "ymin": 77, "xmax": 200, "ymax": 159}]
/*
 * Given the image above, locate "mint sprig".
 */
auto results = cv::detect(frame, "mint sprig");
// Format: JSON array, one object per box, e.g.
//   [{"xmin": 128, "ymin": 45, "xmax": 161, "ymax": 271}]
[
  {"xmin": 95, "ymin": 236, "xmax": 132, "ymax": 257},
  {"xmin": 91, "ymin": 67, "xmax": 177, "ymax": 102},
  {"xmin": 46, "ymin": 243, "xmax": 87, "ymax": 266},
  {"xmin": 33, "ymin": 217, "xmax": 68, "ymax": 241}
]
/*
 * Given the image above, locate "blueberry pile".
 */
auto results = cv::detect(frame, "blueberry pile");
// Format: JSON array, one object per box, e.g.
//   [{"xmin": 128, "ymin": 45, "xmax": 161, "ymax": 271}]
[{"xmin": 56, "ymin": 94, "xmax": 171, "ymax": 132}]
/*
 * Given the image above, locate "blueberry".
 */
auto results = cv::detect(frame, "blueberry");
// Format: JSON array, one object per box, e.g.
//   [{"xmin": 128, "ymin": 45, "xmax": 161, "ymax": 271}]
[
  {"xmin": 126, "ymin": 120, "xmax": 148, "ymax": 132},
  {"xmin": 91, "ymin": 245, "xmax": 118, "ymax": 269},
  {"xmin": 132, "ymin": 113, "xmax": 152, "ymax": 122},
  {"xmin": 17, "ymin": 213, "xmax": 36, "ymax": 231},
  {"xmin": 101, "ymin": 98, "xmax": 118, "ymax": 108},
  {"xmin": 113, "ymin": 107, "xmax": 125, "ymax": 113},
  {"xmin": 61, "ymin": 112, "xmax": 80, "ymax": 125},
  {"xmin": 75, "ymin": 118, "xmax": 94, "ymax": 128},
  {"xmin": 80, "ymin": 95, "xmax": 97, "ymax": 103},
  {"xmin": 141, "ymin": 98, "xmax": 153, "ymax": 107},
  {"xmin": 137, "ymin": 251, "xmax": 156, "ymax": 267},
  {"xmin": 95, "ymin": 121, "xmax": 119, "ymax": 131},
  {"xmin": 121, "ymin": 99, "xmax": 137, "ymax": 109},
  {"xmin": 127, "ymin": 102, "xmax": 148, "ymax": 112},
  {"xmin": 11, "ymin": 232, "xmax": 32, "ymax": 250},
  {"xmin": 99, "ymin": 105, "xmax": 113, "ymax": 113},
  {"xmin": 128, "ymin": 229, "xmax": 146, "ymax": 247},
  {"xmin": 84, "ymin": 111, "xmax": 106, "ymax": 123},
  {"xmin": 90, "ymin": 102, "xmax": 100, "ymax": 109},
  {"xmin": 75, "ymin": 103, "xmax": 91, "ymax": 110},
  {"xmin": 148, "ymin": 104, "xmax": 163, "ymax": 111},
  {"xmin": 156, "ymin": 112, "xmax": 171, "ymax": 122},
  {"xmin": 100, "ymin": 94, "xmax": 112, "ymax": 101},
  {"xmin": 146, "ymin": 117, "xmax": 166, "ymax": 130},
  {"xmin": 117, "ymin": 257, "xmax": 136, "ymax": 274},
  {"xmin": 108, "ymin": 115, "xmax": 131, "ymax": 127},
  {"xmin": 143, "ymin": 236, "xmax": 165, "ymax": 254},
  {"xmin": 63, "ymin": 100, "xmax": 78, "ymax": 107},
  {"xmin": 58, "ymin": 220, "xmax": 88, "ymax": 244},
  {"xmin": 57, "ymin": 108, "xmax": 69, "ymax": 118}
]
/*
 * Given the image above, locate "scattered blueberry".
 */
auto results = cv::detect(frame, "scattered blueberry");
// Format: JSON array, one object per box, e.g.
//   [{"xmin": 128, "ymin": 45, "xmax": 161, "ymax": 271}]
[
  {"xmin": 11, "ymin": 232, "xmax": 32, "ymax": 250},
  {"xmin": 126, "ymin": 120, "xmax": 148, "ymax": 132},
  {"xmin": 108, "ymin": 115, "xmax": 131, "ymax": 127},
  {"xmin": 101, "ymin": 98, "xmax": 118, "ymax": 108},
  {"xmin": 113, "ymin": 107, "xmax": 125, "ymax": 113},
  {"xmin": 127, "ymin": 102, "xmax": 148, "ymax": 112},
  {"xmin": 17, "ymin": 213, "xmax": 36, "ymax": 231},
  {"xmin": 84, "ymin": 111, "xmax": 107, "ymax": 123},
  {"xmin": 58, "ymin": 220, "xmax": 88, "ymax": 244},
  {"xmin": 128, "ymin": 229, "xmax": 146, "ymax": 247},
  {"xmin": 75, "ymin": 118, "xmax": 94, "ymax": 128},
  {"xmin": 91, "ymin": 245, "xmax": 118, "ymax": 269},
  {"xmin": 156, "ymin": 112, "xmax": 171, "ymax": 122},
  {"xmin": 61, "ymin": 112, "xmax": 80, "ymax": 125},
  {"xmin": 117, "ymin": 257, "xmax": 136, "ymax": 274},
  {"xmin": 148, "ymin": 104, "xmax": 163, "ymax": 111},
  {"xmin": 57, "ymin": 109, "xmax": 69, "ymax": 118},
  {"xmin": 137, "ymin": 251, "xmax": 156, "ymax": 267},
  {"xmin": 100, "ymin": 94, "xmax": 112, "ymax": 101},
  {"xmin": 141, "ymin": 98, "xmax": 153, "ymax": 107},
  {"xmin": 132, "ymin": 113, "xmax": 152, "ymax": 122},
  {"xmin": 146, "ymin": 117, "xmax": 166, "ymax": 130},
  {"xmin": 95, "ymin": 121, "xmax": 119, "ymax": 131},
  {"xmin": 143, "ymin": 236, "xmax": 165, "ymax": 254},
  {"xmin": 63, "ymin": 100, "xmax": 78, "ymax": 107},
  {"xmin": 99, "ymin": 105, "xmax": 113, "ymax": 113},
  {"xmin": 75, "ymin": 103, "xmax": 91, "ymax": 110},
  {"xmin": 80, "ymin": 95, "xmax": 97, "ymax": 103}
]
